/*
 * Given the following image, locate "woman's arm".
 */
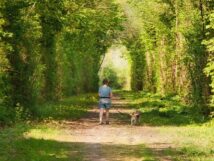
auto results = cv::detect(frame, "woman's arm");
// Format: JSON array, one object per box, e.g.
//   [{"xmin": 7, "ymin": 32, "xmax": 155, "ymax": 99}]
[
  {"xmin": 109, "ymin": 87, "xmax": 113, "ymax": 98},
  {"xmin": 110, "ymin": 92, "xmax": 113, "ymax": 98}
]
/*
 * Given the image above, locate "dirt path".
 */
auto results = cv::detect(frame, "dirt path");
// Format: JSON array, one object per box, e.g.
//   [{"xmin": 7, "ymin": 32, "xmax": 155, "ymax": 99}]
[{"xmin": 62, "ymin": 96, "xmax": 174, "ymax": 161}]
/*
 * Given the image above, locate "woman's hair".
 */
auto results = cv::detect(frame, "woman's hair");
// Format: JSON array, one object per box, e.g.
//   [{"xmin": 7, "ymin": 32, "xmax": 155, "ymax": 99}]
[{"xmin": 103, "ymin": 78, "xmax": 109, "ymax": 85}]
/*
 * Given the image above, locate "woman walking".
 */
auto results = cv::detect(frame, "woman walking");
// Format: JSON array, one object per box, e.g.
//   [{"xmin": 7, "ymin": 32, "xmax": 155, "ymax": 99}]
[{"xmin": 98, "ymin": 79, "xmax": 113, "ymax": 125}]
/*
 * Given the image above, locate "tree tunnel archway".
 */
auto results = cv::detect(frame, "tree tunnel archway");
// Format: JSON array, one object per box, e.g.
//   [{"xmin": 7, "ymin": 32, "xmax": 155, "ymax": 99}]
[{"xmin": 98, "ymin": 45, "xmax": 131, "ymax": 90}]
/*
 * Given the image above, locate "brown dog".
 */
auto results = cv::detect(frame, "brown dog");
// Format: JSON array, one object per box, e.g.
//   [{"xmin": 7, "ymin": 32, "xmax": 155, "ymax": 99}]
[{"xmin": 131, "ymin": 110, "xmax": 141, "ymax": 125}]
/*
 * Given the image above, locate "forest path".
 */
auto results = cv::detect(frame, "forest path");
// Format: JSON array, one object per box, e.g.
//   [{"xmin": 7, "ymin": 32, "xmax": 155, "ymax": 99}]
[{"xmin": 62, "ymin": 95, "xmax": 174, "ymax": 161}]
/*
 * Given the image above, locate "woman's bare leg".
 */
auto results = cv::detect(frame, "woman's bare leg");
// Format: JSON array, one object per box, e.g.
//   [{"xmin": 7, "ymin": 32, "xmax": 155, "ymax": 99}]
[
  {"xmin": 99, "ymin": 108, "xmax": 104, "ymax": 124},
  {"xmin": 105, "ymin": 108, "xmax": 109, "ymax": 124}
]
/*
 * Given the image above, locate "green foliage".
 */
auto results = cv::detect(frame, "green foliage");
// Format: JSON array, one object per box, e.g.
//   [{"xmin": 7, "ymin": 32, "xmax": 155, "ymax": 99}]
[
  {"xmin": 120, "ymin": 0, "xmax": 213, "ymax": 112},
  {"xmin": 1, "ymin": 0, "xmax": 44, "ymax": 116},
  {"xmin": 55, "ymin": 1, "xmax": 124, "ymax": 95},
  {"xmin": 128, "ymin": 38, "xmax": 147, "ymax": 91},
  {"xmin": 0, "ymin": 0, "xmax": 124, "ymax": 124},
  {"xmin": 204, "ymin": 12, "xmax": 214, "ymax": 108},
  {"xmin": 0, "ymin": 0, "xmax": 212, "ymax": 124}
]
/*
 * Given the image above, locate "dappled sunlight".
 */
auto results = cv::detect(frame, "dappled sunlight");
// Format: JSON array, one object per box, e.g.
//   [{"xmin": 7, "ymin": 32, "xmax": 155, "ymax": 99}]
[
  {"xmin": 24, "ymin": 127, "xmax": 165, "ymax": 161},
  {"xmin": 24, "ymin": 127, "xmax": 63, "ymax": 141},
  {"xmin": 1, "ymin": 92, "xmax": 214, "ymax": 161},
  {"xmin": 1, "ymin": 0, "xmax": 213, "ymax": 160}
]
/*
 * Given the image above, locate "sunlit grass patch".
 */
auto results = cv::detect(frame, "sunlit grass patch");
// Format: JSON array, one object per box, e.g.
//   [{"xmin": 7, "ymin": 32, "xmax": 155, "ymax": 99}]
[
  {"xmin": 159, "ymin": 125, "xmax": 214, "ymax": 161},
  {"xmin": 24, "ymin": 124, "xmax": 62, "ymax": 140}
]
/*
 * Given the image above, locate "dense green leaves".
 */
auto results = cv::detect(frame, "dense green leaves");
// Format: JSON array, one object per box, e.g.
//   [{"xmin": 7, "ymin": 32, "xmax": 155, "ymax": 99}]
[
  {"xmin": 0, "ymin": 0, "xmax": 124, "ymax": 124},
  {"xmin": 121, "ymin": 0, "xmax": 213, "ymax": 112},
  {"xmin": 204, "ymin": 12, "xmax": 214, "ymax": 107}
]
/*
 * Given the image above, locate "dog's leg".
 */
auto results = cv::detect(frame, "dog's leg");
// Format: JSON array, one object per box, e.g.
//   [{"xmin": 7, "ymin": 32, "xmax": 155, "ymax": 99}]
[
  {"xmin": 137, "ymin": 115, "xmax": 140, "ymax": 125},
  {"xmin": 133, "ymin": 117, "xmax": 137, "ymax": 125},
  {"xmin": 131, "ymin": 118, "xmax": 133, "ymax": 125},
  {"xmin": 131, "ymin": 117, "xmax": 135, "ymax": 126}
]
